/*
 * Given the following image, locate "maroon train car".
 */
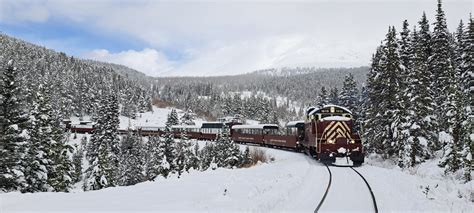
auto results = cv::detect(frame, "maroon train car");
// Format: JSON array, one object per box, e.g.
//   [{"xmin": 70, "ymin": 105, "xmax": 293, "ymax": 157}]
[
  {"xmin": 172, "ymin": 125, "xmax": 202, "ymax": 139},
  {"xmin": 137, "ymin": 126, "xmax": 165, "ymax": 136},
  {"xmin": 231, "ymin": 124, "xmax": 297, "ymax": 149}
]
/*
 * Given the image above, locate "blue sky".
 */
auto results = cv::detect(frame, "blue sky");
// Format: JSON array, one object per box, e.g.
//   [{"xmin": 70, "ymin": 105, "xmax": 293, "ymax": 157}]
[
  {"xmin": 0, "ymin": 18, "xmax": 188, "ymax": 61},
  {"xmin": 0, "ymin": 0, "xmax": 472, "ymax": 77}
]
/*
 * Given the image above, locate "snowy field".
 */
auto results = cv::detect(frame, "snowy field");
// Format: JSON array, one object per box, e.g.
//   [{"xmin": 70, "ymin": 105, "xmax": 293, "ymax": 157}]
[
  {"xmin": 1, "ymin": 106, "xmax": 472, "ymax": 212},
  {"xmin": 2, "ymin": 147, "xmax": 472, "ymax": 212}
]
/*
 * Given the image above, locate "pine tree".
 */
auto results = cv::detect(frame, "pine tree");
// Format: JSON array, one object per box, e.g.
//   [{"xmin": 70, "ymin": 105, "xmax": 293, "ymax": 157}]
[
  {"xmin": 72, "ymin": 144, "xmax": 84, "ymax": 184},
  {"xmin": 364, "ymin": 46, "xmax": 385, "ymax": 154},
  {"xmin": 167, "ymin": 109, "xmax": 179, "ymax": 126},
  {"xmin": 0, "ymin": 61, "xmax": 29, "ymax": 191},
  {"xmin": 329, "ymin": 87, "xmax": 340, "ymax": 105},
  {"xmin": 339, "ymin": 73, "xmax": 359, "ymax": 130},
  {"xmin": 118, "ymin": 131, "xmax": 144, "ymax": 186},
  {"xmin": 83, "ymin": 93, "xmax": 120, "ymax": 190},
  {"xmin": 187, "ymin": 143, "xmax": 200, "ymax": 171},
  {"xmin": 200, "ymin": 142, "xmax": 216, "ymax": 171},
  {"xmin": 399, "ymin": 26, "xmax": 429, "ymax": 167},
  {"xmin": 180, "ymin": 110, "xmax": 195, "ymax": 125},
  {"xmin": 318, "ymin": 86, "xmax": 329, "ymax": 107},
  {"xmin": 454, "ymin": 18, "xmax": 472, "ymax": 181},
  {"xmin": 459, "ymin": 15, "xmax": 473, "ymax": 182},
  {"xmin": 145, "ymin": 136, "xmax": 168, "ymax": 180},
  {"xmin": 430, "ymin": 0, "xmax": 456, "ymax": 151},
  {"xmin": 214, "ymin": 125, "xmax": 242, "ymax": 168},
  {"xmin": 23, "ymin": 84, "xmax": 55, "ymax": 192},
  {"xmin": 174, "ymin": 132, "xmax": 190, "ymax": 177},
  {"xmin": 414, "ymin": 12, "xmax": 438, "ymax": 157}
]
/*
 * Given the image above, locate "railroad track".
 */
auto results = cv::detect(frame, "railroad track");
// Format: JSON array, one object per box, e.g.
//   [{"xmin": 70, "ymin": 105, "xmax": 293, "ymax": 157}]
[{"xmin": 314, "ymin": 164, "xmax": 378, "ymax": 213}]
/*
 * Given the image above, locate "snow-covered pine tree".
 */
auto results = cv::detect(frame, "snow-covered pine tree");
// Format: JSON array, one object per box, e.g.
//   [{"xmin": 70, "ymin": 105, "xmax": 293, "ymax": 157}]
[
  {"xmin": 180, "ymin": 110, "xmax": 195, "ymax": 125},
  {"xmin": 430, "ymin": 1, "xmax": 465, "ymax": 174},
  {"xmin": 339, "ymin": 73, "xmax": 359, "ymax": 113},
  {"xmin": 83, "ymin": 93, "xmax": 120, "ymax": 190},
  {"xmin": 71, "ymin": 144, "xmax": 84, "ymax": 184},
  {"xmin": 444, "ymin": 18, "xmax": 472, "ymax": 181},
  {"xmin": 339, "ymin": 73, "xmax": 362, "ymax": 131},
  {"xmin": 413, "ymin": 12, "xmax": 438, "ymax": 157},
  {"xmin": 118, "ymin": 130, "xmax": 144, "ymax": 186},
  {"xmin": 366, "ymin": 27, "xmax": 403, "ymax": 158},
  {"xmin": 329, "ymin": 87, "xmax": 340, "ymax": 105},
  {"xmin": 167, "ymin": 109, "xmax": 179, "ymax": 126},
  {"xmin": 399, "ymin": 26, "xmax": 429, "ymax": 167},
  {"xmin": 186, "ymin": 143, "xmax": 200, "ymax": 171},
  {"xmin": 174, "ymin": 131, "xmax": 191, "ymax": 177},
  {"xmin": 364, "ymin": 46, "xmax": 385, "ymax": 154},
  {"xmin": 459, "ymin": 15, "xmax": 473, "ymax": 182},
  {"xmin": 145, "ymin": 136, "xmax": 166, "ymax": 180},
  {"xmin": 23, "ymin": 83, "xmax": 55, "ymax": 192},
  {"xmin": 39, "ymin": 80, "xmax": 74, "ymax": 192},
  {"xmin": 430, "ymin": 0, "xmax": 456, "ymax": 152},
  {"xmin": 199, "ymin": 142, "xmax": 216, "ymax": 171},
  {"xmin": 395, "ymin": 20, "xmax": 417, "ymax": 168},
  {"xmin": 0, "ymin": 61, "xmax": 29, "ymax": 192},
  {"xmin": 160, "ymin": 120, "xmax": 176, "ymax": 177},
  {"xmin": 214, "ymin": 125, "xmax": 242, "ymax": 168},
  {"xmin": 317, "ymin": 86, "xmax": 329, "ymax": 107}
]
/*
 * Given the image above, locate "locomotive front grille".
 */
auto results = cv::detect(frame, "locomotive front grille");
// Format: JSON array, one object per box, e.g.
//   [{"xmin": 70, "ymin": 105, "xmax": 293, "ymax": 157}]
[{"xmin": 324, "ymin": 121, "xmax": 352, "ymax": 144}]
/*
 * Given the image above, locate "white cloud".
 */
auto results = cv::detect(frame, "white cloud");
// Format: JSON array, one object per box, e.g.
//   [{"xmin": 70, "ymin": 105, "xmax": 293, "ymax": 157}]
[
  {"xmin": 85, "ymin": 49, "xmax": 175, "ymax": 76},
  {"xmin": 85, "ymin": 34, "xmax": 371, "ymax": 77},
  {"xmin": 1, "ymin": 0, "xmax": 472, "ymax": 76}
]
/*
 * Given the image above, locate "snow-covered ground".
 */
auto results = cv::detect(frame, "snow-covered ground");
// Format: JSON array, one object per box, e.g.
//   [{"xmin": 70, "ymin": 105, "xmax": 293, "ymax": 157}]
[
  {"xmin": 1, "ymin": 106, "xmax": 472, "ymax": 212},
  {"xmin": 2, "ymin": 147, "xmax": 472, "ymax": 212},
  {"xmin": 70, "ymin": 106, "xmax": 207, "ymax": 130}
]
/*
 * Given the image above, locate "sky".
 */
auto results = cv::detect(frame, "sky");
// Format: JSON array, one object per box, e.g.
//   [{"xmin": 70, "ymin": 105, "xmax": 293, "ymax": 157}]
[{"xmin": 0, "ymin": 0, "xmax": 472, "ymax": 77}]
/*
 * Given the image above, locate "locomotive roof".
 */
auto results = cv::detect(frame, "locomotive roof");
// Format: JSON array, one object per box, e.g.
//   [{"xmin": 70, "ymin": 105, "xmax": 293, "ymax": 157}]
[
  {"xmin": 307, "ymin": 105, "xmax": 352, "ymax": 115},
  {"xmin": 231, "ymin": 124, "xmax": 279, "ymax": 130},
  {"xmin": 320, "ymin": 116, "xmax": 351, "ymax": 121}
]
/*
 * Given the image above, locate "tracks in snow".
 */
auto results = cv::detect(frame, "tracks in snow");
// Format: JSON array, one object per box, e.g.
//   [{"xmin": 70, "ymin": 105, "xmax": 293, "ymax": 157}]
[{"xmin": 314, "ymin": 164, "xmax": 378, "ymax": 213}]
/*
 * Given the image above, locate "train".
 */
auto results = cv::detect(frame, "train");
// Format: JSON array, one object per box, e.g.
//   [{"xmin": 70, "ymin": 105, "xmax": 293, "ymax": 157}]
[{"xmin": 67, "ymin": 105, "xmax": 364, "ymax": 166}]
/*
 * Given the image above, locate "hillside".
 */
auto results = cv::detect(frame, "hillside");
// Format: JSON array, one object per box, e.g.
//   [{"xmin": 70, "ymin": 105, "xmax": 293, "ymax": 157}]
[
  {"xmin": 151, "ymin": 66, "xmax": 368, "ymax": 122},
  {"xmin": 0, "ymin": 33, "xmax": 152, "ymax": 118}
]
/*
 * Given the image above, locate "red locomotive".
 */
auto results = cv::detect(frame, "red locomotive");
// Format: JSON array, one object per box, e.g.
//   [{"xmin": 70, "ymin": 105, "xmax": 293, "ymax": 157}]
[
  {"xmin": 302, "ymin": 105, "xmax": 364, "ymax": 166},
  {"xmin": 67, "ymin": 105, "xmax": 364, "ymax": 165}
]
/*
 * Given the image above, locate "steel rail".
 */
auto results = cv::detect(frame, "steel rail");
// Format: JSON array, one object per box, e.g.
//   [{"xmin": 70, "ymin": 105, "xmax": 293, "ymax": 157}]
[{"xmin": 314, "ymin": 164, "xmax": 332, "ymax": 213}]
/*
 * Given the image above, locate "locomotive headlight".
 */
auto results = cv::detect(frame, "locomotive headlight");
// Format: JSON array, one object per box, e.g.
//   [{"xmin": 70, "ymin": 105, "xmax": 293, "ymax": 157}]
[
  {"xmin": 350, "ymin": 139, "xmax": 355, "ymax": 144},
  {"xmin": 327, "ymin": 139, "xmax": 335, "ymax": 144}
]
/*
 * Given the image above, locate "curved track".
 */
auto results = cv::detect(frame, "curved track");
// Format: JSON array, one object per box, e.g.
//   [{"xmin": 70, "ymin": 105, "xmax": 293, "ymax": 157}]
[
  {"xmin": 314, "ymin": 165, "xmax": 378, "ymax": 213},
  {"xmin": 314, "ymin": 164, "xmax": 332, "ymax": 213},
  {"xmin": 350, "ymin": 167, "xmax": 378, "ymax": 213}
]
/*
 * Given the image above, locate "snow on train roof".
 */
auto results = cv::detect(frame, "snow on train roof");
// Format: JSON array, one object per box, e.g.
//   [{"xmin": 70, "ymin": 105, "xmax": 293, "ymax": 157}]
[
  {"xmin": 286, "ymin": 120, "xmax": 305, "ymax": 127},
  {"xmin": 322, "ymin": 104, "xmax": 352, "ymax": 114},
  {"xmin": 137, "ymin": 126, "xmax": 165, "ymax": 129},
  {"xmin": 71, "ymin": 124, "xmax": 94, "ymax": 128},
  {"xmin": 320, "ymin": 116, "xmax": 351, "ymax": 121},
  {"xmin": 307, "ymin": 105, "xmax": 352, "ymax": 115},
  {"xmin": 231, "ymin": 124, "xmax": 279, "ymax": 129},
  {"xmin": 172, "ymin": 125, "xmax": 201, "ymax": 129}
]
